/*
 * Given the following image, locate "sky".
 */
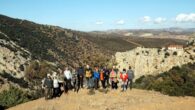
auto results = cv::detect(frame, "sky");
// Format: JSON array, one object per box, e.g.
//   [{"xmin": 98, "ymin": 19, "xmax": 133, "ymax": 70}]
[{"xmin": 0, "ymin": 0, "xmax": 195, "ymax": 31}]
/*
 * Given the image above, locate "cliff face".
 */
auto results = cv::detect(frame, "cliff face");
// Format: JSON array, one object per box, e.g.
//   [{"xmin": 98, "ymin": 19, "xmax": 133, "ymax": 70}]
[
  {"xmin": 0, "ymin": 31, "xmax": 31, "ymax": 78},
  {"xmin": 115, "ymin": 46, "xmax": 195, "ymax": 79}
]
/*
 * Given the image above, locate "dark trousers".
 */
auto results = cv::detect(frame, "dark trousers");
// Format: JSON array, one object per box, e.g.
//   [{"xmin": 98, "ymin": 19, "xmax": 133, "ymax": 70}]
[
  {"xmin": 94, "ymin": 78, "xmax": 99, "ymax": 90},
  {"xmin": 111, "ymin": 81, "xmax": 118, "ymax": 89},
  {"xmin": 53, "ymin": 87, "xmax": 60, "ymax": 97},
  {"xmin": 127, "ymin": 79, "xmax": 133, "ymax": 90},
  {"xmin": 73, "ymin": 80, "xmax": 79, "ymax": 92},
  {"xmin": 59, "ymin": 82, "xmax": 63, "ymax": 94},
  {"xmin": 64, "ymin": 78, "xmax": 71, "ymax": 93},
  {"xmin": 101, "ymin": 80, "xmax": 106, "ymax": 89},
  {"xmin": 78, "ymin": 75, "xmax": 83, "ymax": 89},
  {"xmin": 45, "ymin": 87, "xmax": 53, "ymax": 99}
]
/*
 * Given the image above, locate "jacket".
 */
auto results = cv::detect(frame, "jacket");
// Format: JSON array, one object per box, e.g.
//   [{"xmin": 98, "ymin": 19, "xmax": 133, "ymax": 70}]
[
  {"xmin": 127, "ymin": 69, "xmax": 134, "ymax": 79},
  {"xmin": 77, "ymin": 67, "xmax": 84, "ymax": 76},
  {"xmin": 120, "ymin": 72, "xmax": 128, "ymax": 82},
  {"xmin": 44, "ymin": 77, "xmax": 53, "ymax": 88},
  {"xmin": 64, "ymin": 70, "xmax": 72, "ymax": 79},
  {"xmin": 100, "ymin": 71, "xmax": 106, "ymax": 81},
  {"xmin": 53, "ymin": 79, "xmax": 59, "ymax": 88},
  {"xmin": 93, "ymin": 71, "xmax": 100, "ymax": 79},
  {"xmin": 85, "ymin": 68, "xmax": 93, "ymax": 78}
]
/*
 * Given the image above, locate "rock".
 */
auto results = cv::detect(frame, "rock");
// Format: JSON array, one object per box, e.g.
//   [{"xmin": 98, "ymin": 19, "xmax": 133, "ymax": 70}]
[
  {"xmin": 115, "ymin": 47, "xmax": 195, "ymax": 79},
  {"xmin": 0, "ymin": 36, "xmax": 31, "ymax": 78}
]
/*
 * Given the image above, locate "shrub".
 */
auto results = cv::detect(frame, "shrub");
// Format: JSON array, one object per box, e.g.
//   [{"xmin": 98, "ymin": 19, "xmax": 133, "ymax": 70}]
[
  {"xmin": 173, "ymin": 51, "xmax": 177, "ymax": 56},
  {"xmin": 134, "ymin": 63, "xmax": 195, "ymax": 96},
  {"xmin": 164, "ymin": 52, "xmax": 170, "ymax": 58},
  {"xmin": 0, "ymin": 86, "xmax": 30, "ymax": 109}
]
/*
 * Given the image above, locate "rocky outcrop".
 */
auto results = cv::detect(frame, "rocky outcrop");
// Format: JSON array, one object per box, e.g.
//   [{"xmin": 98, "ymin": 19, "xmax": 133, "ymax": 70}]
[
  {"xmin": 115, "ymin": 46, "xmax": 195, "ymax": 79},
  {"xmin": 0, "ymin": 31, "xmax": 31, "ymax": 78}
]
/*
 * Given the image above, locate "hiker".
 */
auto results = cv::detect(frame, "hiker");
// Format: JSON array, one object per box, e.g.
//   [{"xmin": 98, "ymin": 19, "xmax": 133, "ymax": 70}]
[
  {"xmin": 93, "ymin": 66, "xmax": 100, "ymax": 90},
  {"xmin": 72, "ymin": 68, "xmax": 79, "ymax": 92},
  {"xmin": 43, "ymin": 74, "xmax": 53, "ymax": 100},
  {"xmin": 110, "ymin": 68, "xmax": 118, "ymax": 89},
  {"xmin": 127, "ymin": 66, "xmax": 134, "ymax": 90},
  {"xmin": 58, "ymin": 68, "xmax": 64, "ymax": 94},
  {"xmin": 120, "ymin": 69, "xmax": 128, "ymax": 92},
  {"xmin": 53, "ymin": 74, "xmax": 60, "ymax": 97},
  {"xmin": 100, "ymin": 69, "xmax": 106, "ymax": 89},
  {"xmin": 103, "ymin": 66, "xmax": 110, "ymax": 88},
  {"xmin": 85, "ymin": 65, "xmax": 93, "ymax": 89},
  {"xmin": 64, "ymin": 67, "xmax": 72, "ymax": 93},
  {"xmin": 113, "ymin": 66, "xmax": 119, "ymax": 74},
  {"xmin": 77, "ymin": 65, "xmax": 84, "ymax": 89}
]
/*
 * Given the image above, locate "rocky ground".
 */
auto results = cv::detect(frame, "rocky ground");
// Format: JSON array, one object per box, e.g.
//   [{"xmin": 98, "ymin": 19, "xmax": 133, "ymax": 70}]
[{"xmin": 8, "ymin": 89, "xmax": 195, "ymax": 110}]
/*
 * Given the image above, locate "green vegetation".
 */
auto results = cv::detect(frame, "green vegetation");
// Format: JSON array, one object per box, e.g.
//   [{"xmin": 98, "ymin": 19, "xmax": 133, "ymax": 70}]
[
  {"xmin": 134, "ymin": 63, "xmax": 195, "ymax": 96},
  {"xmin": 0, "ymin": 86, "xmax": 30, "ymax": 109}
]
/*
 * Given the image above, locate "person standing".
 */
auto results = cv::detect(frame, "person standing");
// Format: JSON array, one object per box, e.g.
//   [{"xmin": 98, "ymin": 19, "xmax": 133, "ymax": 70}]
[
  {"xmin": 103, "ymin": 66, "xmax": 110, "ymax": 88},
  {"xmin": 77, "ymin": 65, "xmax": 84, "ymax": 89},
  {"xmin": 64, "ymin": 67, "xmax": 72, "ymax": 93},
  {"xmin": 57, "ymin": 68, "xmax": 64, "ymax": 94},
  {"xmin": 53, "ymin": 75, "xmax": 60, "ymax": 97},
  {"xmin": 93, "ymin": 66, "xmax": 100, "ymax": 90},
  {"xmin": 110, "ymin": 68, "xmax": 118, "ymax": 89},
  {"xmin": 85, "ymin": 65, "xmax": 93, "ymax": 89},
  {"xmin": 120, "ymin": 69, "xmax": 128, "ymax": 92},
  {"xmin": 43, "ymin": 74, "xmax": 53, "ymax": 100},
  {"xmin": 72, "ymin": 68, "xmax": 79, "ymax": 92},
  {"xmin": 100, "ymin": 69, "xmax": 106, "ymax": 89},
  {"xmin": 127, "ymin": 66, "xmax": 134, "ymax": 90}
]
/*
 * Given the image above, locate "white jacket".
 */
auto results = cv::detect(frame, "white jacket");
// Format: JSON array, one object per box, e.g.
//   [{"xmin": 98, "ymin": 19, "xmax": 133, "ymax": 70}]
[
  {"xmin": 64, "ymin": 70, "xmax": 72, "ymax": 79},
  {"xmin": 53, "ymin": 79, "xmax": 59, "ymax": 88}
]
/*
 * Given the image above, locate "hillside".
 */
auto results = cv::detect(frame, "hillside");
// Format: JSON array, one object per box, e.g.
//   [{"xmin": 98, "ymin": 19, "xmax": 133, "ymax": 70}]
[
  {"xmin": 0, "ymin": 14, "xmax": 188, "ymax": 78},
  {"xmin": 115, "ymin": 46, "xmax": 195, "ymax": 79},
  {"xmin": 8, "ymin": 89, "xmax": 195, "ymax": 110}
]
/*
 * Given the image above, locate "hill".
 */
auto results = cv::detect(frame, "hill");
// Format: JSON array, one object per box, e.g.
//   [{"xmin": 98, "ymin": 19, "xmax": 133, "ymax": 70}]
[
  {"xmin": 0, "ymin": 14, "xmax": 188, "ymax": 78},
  {"xmin": 8, "ymin": 89, "xmax": 195, "ymax": 110}
]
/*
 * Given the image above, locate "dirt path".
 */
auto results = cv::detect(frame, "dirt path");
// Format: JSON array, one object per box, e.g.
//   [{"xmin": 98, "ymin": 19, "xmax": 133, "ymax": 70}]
[
  {"xmin": 8, "ymin": 89, "xmax": 195, "ymax": 110},
  {"xmin": 124, "ymin": 38, "xmax": 143, "ymax": 47}
]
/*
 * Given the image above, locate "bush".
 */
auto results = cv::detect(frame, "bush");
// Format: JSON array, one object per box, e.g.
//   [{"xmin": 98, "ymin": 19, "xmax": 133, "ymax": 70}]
[
  {"xmin": 134, "ymin": 63, "xmax": 195, "ymax": 96},
  {"xmin": 173, "ymin": 51, "xmax": 177, "ymax": 56},
  {"xmin": 0, "ymin": 86, "xmax": 30, "ymax": 109},
  {"xmin": 164, "ymin": 52, "xmax": 170, "ymax": 58}
]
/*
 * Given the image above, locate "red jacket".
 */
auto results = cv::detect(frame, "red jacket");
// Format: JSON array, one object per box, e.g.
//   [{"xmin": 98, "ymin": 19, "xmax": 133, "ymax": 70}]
[{"xmin": 120, "ymin": 73, "xmax": 128, "ymax": 82}]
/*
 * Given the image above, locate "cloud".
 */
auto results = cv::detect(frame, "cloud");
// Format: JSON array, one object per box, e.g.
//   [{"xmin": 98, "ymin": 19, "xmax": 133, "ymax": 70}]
[
  {"xmin": 116, "ymin": 19, "xmax": 125, "ymax": 25},
  {"xmin": 176, "ymin": 13, "xmax": 195, "ymax": 23},
  {"xmin": 154, "ymin": 17, "xmax": 166, "ymax": 24},
  {"xmin": 141, "ymin": 16, "xmax": 151, "ymax": 23},
  {"xmin": 95, "ymin": 21, "xmax": 104, "ymax": 25}
]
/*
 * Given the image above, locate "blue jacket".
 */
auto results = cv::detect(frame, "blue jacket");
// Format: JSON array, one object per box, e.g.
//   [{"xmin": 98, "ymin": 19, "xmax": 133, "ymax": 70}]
[{"xmin": 93, "ymin": 71, "xmax": 100, "ymax": 79}]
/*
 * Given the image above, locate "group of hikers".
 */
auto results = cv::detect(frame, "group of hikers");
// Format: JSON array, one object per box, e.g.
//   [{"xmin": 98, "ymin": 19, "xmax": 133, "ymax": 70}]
[{"xmin": 42, "ymin": 65, "xmax": 134, "ymax": 100}]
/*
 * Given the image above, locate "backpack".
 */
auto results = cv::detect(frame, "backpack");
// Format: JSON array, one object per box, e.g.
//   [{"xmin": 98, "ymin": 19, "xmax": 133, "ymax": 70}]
[{"xmin": 86, "ymin": 70, "xmax": 92, "ymax": 78}]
